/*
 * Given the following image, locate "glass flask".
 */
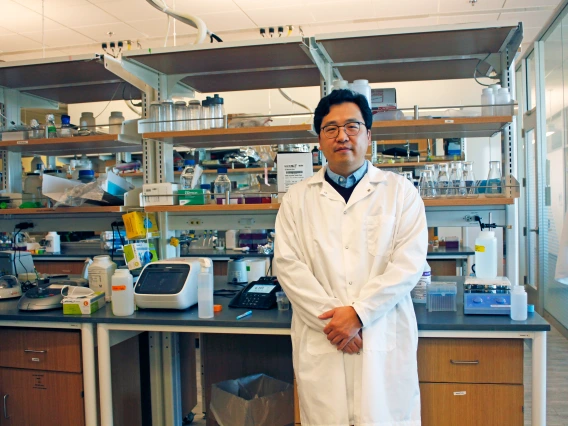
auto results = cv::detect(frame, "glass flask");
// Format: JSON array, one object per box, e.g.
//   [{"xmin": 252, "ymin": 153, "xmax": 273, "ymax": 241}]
[
  {"xmin": 419, "ymin": 170, "xmax": 438, "ymax": 199},
  {"xmin": 448, "ymin": 161, "xmax": 466, "ymax": 198},
  {"xmin": 462, "ymin": 161, "xmax": 478, "ymax": 198},
  {"xmin": 486, "ymin": 160, "xmax": 503, "ymax": 197},
  {"xmin": 437, "ymin": 163, "xmax": 450, "ymax": 197}
]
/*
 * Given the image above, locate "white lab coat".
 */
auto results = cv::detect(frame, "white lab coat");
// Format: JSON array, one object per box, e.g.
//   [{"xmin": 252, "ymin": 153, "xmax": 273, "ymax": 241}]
[
  {"xmin": 274, "ymin": 162, "xmax": 428, "ymax": 426},
  {"xmin": 556, "ymin": 210, "xmax": 568, "ymax": 284}
]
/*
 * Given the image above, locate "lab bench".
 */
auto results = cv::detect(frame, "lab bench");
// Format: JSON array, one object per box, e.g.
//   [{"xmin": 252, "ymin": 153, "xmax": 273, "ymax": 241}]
[{"xmin": 0, "ymin": 276, "xmax": 550, "ymax": 426}]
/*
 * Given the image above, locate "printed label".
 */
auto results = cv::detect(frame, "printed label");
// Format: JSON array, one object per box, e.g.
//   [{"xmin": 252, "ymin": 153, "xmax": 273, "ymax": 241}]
[
  {"xmin": 453, "ymin": 391, "xmax": 466, "ymax": 396},
  {"xmin": 475, "ymin": 245, "xmax": 485, "ymax": 253},
  {"xmin": 112, "ymin": 285, "xmax": 126, "ymax": 291},
  {"xmin": 16, "ymin": 140, "xmax": 28, "ymax": 144},
  {"xmin": 444, "ymin": 120, "xmax": 454, "ymax": 123}
]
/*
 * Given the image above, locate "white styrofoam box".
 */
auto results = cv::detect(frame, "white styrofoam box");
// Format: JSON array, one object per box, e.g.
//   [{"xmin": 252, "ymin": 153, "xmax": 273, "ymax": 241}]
[{"xmin": 142, "ymin": 183, "xmax": 179, "ymax": 206}]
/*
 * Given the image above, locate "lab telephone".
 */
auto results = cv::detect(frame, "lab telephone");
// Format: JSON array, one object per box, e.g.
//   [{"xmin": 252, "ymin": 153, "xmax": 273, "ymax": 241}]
[{"xmin": 229, "ymin": 276, "xmax": 280, "ymax": 310}]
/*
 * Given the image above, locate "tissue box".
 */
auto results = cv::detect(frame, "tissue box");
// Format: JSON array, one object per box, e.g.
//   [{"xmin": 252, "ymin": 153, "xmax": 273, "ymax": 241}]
[
  {"xmin": 178, "ymin": 189, "xmax": 206, "ymax": 205},
  {"xmin": 63, "ymin": 292, "xmax": 106, "ymax": 315},
  {"xmin": 122, "ymin": 211, "xmax": 160, "ymax": 240},
  {"xmin": 123, "ymin": 242, "xmax": 158, "ymax": 270},
  {"xmin": 142, "ymin": 183, "xmax": 179, "ymax": 206}
]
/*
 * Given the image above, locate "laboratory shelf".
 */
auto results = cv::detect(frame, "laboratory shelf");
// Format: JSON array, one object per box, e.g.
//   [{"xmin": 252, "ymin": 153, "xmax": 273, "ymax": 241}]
[
  {"xmin": 0, "ymin": 206, "xmax": 125, "ymax": 216},
  {"xmin": 0, "ymin": 134, "xmax": 141, "ymax": 156},
  {"xmin": 142, "ymin": 116, "xmax": 512, "ymax": 147},
  {"xmin": 144, "ymin": 204, "xmax": 280, "ymax": 213},
  {"xmin": 180, "ymin": 249, "xmax": 272, "ymax": 258},
  {"xmin": 422, "ymin": 196, "xmax": 515, "ymax": 207}
]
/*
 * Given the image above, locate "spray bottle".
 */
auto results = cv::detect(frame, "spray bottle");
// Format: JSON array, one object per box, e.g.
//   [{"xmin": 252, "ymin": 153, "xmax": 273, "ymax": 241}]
[{"xmin": 198, "ymin": 258, "xmax": 214, "ymax": 318}]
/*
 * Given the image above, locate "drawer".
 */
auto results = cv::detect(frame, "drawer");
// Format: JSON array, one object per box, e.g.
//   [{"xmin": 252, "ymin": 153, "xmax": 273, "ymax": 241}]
[
  {"xmin": 420, "ymin": 383, "xmax": 523, "ymax": 426},
  {"xmin": 418, "ymin": 338, "xmax": 523, "ymax": 384},
  {"xmin": 0, "ymin": 328, "xmax": 82, "ymax": 373}
]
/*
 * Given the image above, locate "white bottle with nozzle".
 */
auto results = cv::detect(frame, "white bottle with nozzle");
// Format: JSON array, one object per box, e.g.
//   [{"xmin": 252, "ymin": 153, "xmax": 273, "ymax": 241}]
[
  {"xmin": 111, "ymin": 269, "xmax": 135, "ymax": 317},
  {"xmin": 510, "ymin": 285, "xmax": 527, "ymax": 321},
  {"xmin": 198, "ymin": 258, "xmax": 214, "ymax": 318}
]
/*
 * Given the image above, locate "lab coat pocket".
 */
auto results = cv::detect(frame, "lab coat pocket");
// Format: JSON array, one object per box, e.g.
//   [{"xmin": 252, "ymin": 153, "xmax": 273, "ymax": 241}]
[
  {"xmin": 366, "ymin": 214, "xmax": 396, "ymax": 257},
  {"xmin": 306, "ymin": 328, "xmax": 337, "ymax": 355},
  {"xmin": 362, "ymin": 309, "xmax": 397, "ymax": 352}
]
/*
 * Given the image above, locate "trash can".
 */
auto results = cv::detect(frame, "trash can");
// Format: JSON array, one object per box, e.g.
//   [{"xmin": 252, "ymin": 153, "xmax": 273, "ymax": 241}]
[{"xmin": 209, "ymin": 373, "xmax": 294, "ymax": 426}]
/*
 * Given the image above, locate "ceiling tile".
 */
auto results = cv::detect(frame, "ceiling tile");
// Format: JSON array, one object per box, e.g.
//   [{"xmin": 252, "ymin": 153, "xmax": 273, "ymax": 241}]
[
  {"xmin": 244, "ymin": 6, "xmax": 315, "ymax": 27},
  {"xmin": 438, "ymin": 0, "xmax": 505, "ymax": 13},
  {"xmin": 13, "ymin": 0, "xmax": 91, "ymax": 13},
  {"xmin": 20, "ymin": 28, "xmax": 96, "ymax": 47},
  {"xmin": 127, "ymin": 18, "xmax": 197, "ymax": 38},
  {"xmin": 0, "ymin": 49, "xmax": 67, "ymax": 61},
  {"xmin": 96, "ymin": 0, "xmax": 163, "ymax": 22},
  {"xmin": 503, "ymin": 0, "xmax": 560, "ymax": 8},
  {"xmin": 0, "ymin": 1, "xmax": 64, "ymax": 32},
  {"xmin": 376, "ymin": 17, "xmax": 439, "ymax": 29},
  {"xmin": 305, "ymin": 21, "xmax": 379, "ymax": 36},
  {"xmin": 46, "ymin": 3, "xmax": 120, "ymax": 27},
  {"xmin": 498, "ymin": 10, "xmax": 554, "ymax": 28},
  {"xmin": 373, "ymin": 0, "xmax": 439, "ymax": 18},
  {"xmin": 0, "ymin": 26, "xmax": 15, "ymax": 35},
  {"xmin": 73, "ymin": 22, "xmax": 148, "ymax": 42},
  {"xmin": 437, "ymin": 13, "xmax": 500, "ymax": 25},
  {"xmin": 174, "ymin": 0, "xmax": 240, "ymax": 14},
  {"xmin": 198, "ymin": 10, "xmax": 257, "ymax": 31},
  {"xmin": 0, "ymin": 33, "xmax": 44, "ymax": 52},
  {"xmin": 307, "ymin": 0, "xmax": 376, "ymax": 22},
  {"xmin": 234, "ymin": 0, "xmax": 307, "ymax": 8}
]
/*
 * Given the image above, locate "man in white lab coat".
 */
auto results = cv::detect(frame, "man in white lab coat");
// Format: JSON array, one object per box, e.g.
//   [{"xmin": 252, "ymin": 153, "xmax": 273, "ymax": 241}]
[{"xmin": 274, "ymin": 89, "xmax": 428, "ymax": 426}]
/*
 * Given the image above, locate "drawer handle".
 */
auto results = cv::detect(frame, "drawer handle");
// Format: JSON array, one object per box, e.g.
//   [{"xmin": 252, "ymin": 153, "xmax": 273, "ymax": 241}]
[
  {"xmin": 3, "ymin": 394, "xmax": 9, "ymax": 419},
  {"xmin": 24, "ymin": 349, "xmax": 47, "ymax": 354},
  {"xmin": 450, "ymin": 360, "xmax": 479, "ymax": 365}
]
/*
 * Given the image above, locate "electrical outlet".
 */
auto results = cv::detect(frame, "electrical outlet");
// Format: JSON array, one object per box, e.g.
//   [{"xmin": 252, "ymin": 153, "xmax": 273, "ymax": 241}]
[{"xmin": 189, "ymin": 219, "xmax": 202, "ymax": 226}]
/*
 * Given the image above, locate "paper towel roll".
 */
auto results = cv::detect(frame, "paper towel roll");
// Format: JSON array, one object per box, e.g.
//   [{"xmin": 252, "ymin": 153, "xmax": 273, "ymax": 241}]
[{"xmin": 246, "ymin": 258, "xmax": 268, "ymax": 283}]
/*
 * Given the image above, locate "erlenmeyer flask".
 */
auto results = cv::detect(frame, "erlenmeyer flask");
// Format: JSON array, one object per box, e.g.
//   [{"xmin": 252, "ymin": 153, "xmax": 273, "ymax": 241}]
[
  {"xmin": 448, "ymin": 161, "xmax": 466, "ymax": 198},
  {"xmin": 419, "ymin": 170, "xmax": 438, "ymax": 199},
  {"xmin": 463, "ymin": 161, "xmax": 478, "ymax": 198},
  {"xmin": 437, "ymin": 163, "xmax": 449, "ymax": 196},
  {"xmin": 486, "ymin": 161, "xmax": 502, "ymax": 197}
]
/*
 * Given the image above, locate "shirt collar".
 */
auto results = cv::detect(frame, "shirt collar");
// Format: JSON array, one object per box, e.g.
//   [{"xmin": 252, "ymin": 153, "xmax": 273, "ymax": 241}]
[{"xmin": 325, "ymin": 162, "xmax": 368, "ymax": 188}]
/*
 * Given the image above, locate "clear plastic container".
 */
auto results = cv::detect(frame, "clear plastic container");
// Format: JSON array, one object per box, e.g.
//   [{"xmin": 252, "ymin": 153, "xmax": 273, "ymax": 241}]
[
  {"xmin": 475, "ymin": 230, "xmax": 497, "ymax": 279},
  {"xmin": 79, "ymin": 112, "xmax": 96, "ymax": 134},
  {"xmin": 351, "ymin": 79, "xmax": 372, "ymax": 109},
  {"xmin": 495, "ymin": 88, "xmax": 511, "ymax": 116},
  {"xmin": 174, "ymin": 100, "xmax": 188, "ymax": 131},
  {"xmin": 427, "ymin": 282, "xmax": 457, "ymax": 312},
  {"xmin": 510, "ymin": 285, "xmax": 528, "ymax": 321},
  {"xmin": 188, "ymin": 100, "xmax": 201, "ymax": 130},
  {"xmin": 276, "ymin": 291, "xmax": 290, "ymax": 311},
  {"xmin": 109, "ymin": 111, "xmax": 124, "ymax": 135},
  {"xmin": 162, "ymin": 100, "xmax": 175, "ymax": 131},
  {"xmin": 198, "ymin": 262, "xmax": 214, "ymax": 318},
  {"xmin": 206, "ymin": 96, "xmax": 215, "ymax": 129},
  {"xmin": 111, "ymin": 269, "xmax": 135, "ymax": 317},
  {"xmin": 437, "ymin": 163, "xmax": 450, "ymax": 196},
  {"xmin": 214, "ymin": 168, "xmax": 231, "ymax": 204},
  {"xmin": 180, "ymin": 159, "xmax": 196, "ymax": 190},
  {"xmin": 481, "ymin": 87, "xmax": 495, "ymax": 116},
  {"xmin": 45, "ymin": 114, "xmax": 57, "ymax": 139},
  {"xmin": 201, "ymin": 98, "xmax": 211, "ymax": 130},
  {"xmin": 149, "ymin": 101, "xmax": 163, "ymax": 132},
  {"xmin": 212, "ymin": 94, "xmax": 225, "ymax": 129}
]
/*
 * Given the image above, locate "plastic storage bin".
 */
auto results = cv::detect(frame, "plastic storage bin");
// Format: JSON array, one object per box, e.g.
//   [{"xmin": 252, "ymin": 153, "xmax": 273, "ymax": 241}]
[{"xmin": 427, "ymin": 282, "xmax": 457, "ymax": 312}]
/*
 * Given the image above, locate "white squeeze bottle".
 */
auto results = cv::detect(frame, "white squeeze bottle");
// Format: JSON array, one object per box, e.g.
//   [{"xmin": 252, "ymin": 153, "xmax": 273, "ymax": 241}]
[
  {"xmin": 475, "ymin": 230, "xmax": 497, "ymax": 280},
  {"xmin": 198, "ymin": 258, "xmax": 214, "ymax": 318},
  {"xmin": 411, "ymin": 262, "xmax": 431, "ymax": 303},
  {"xmin": 510, "ymin": 285, "xmax": 528, "ymax": 321},
  {"xmin": 111, "ymin": 269, "xmax": 135, "ymax": 316}
]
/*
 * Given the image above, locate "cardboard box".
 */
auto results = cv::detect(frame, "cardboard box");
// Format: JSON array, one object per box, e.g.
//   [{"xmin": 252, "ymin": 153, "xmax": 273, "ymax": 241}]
[
  {"xmin": 122, "ymin": 211, "xmax": 160, "ymax": 240},
  {"xmin": 178, "ymin": 189, "xmax": 207, "ymax": 205},
  {"xmin": 142, "ymin": 183, "xmax": 179, "ymax": 206},
  {"xmin": 123, "ymin": 242, "xmax": 158, "ymax": 270},
  {"xmin": 63, "ymin": 292, "xmax": 106, "ymax": 315},
  {"xmin": 371, "ymin": 88, "xmax": 397, "ymax": 112}
]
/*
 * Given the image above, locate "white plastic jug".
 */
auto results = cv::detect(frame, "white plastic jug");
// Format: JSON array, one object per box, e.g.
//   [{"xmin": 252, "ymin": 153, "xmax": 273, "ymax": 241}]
[
  {"xmin": 88, "ymin": 255, "xmax": 117, "ymax": 301},
  {"xmin": 45, "ymin": 232, "xmax": 61, "ymax": 254},
  {"xmin": 475, "ymin": 230, "xmax": 497, "ymax": 279},
  {"xmin": 111, "ymin": 269, "xmax": 135, "ymax": 316},
  {"xmin": 510, "ymin": 285, "xmax": 527, "ymax": 321}
]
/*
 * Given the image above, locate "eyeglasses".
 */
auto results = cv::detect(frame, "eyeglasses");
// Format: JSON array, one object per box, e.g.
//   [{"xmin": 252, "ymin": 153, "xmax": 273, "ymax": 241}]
[{"xmin": 321, "ymin": 121, "xmax": 365, "ymax": 139}]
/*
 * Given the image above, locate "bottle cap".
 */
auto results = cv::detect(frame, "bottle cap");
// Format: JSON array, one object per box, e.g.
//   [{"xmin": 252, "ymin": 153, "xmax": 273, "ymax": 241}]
[
  {"xmin": 61, "ymin": 115, "xmax": 71, "ymax": 125},
  {"xmin": 214, "ymin": 304, "xmax": 223, "ymax": 312},
  {"xmin": 184, "ymin": 159, "xmax": 195, "ymax": 166},
  {"xmin": 79, "ymin": 169, "xmax": 95, "ymax": 177},
  {"xmin": 527, "ymin": 304, "xmax": 535, "ymax": 313},
  {"xmin": 218, "ymin": 167, "xmax": 228, "ymax": 174},
  {"xmin": 200, "ymin": 184, "xmax": 211, "ymax": 189}
]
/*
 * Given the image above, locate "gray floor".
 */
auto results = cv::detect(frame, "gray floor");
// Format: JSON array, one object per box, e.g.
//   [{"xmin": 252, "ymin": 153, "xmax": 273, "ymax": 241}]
[{"xmin": 187, "ymin": 327, "xmax": 568, "ymax": 426}]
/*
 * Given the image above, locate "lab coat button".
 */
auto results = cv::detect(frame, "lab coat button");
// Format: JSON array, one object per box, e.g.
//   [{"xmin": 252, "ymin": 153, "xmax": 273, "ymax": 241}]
[
  {"xmin": 345, "ymin": 246, "xmax": 348, "ymax": 249},
  {"xmin": 349, "ymin": 281, "xmax": 352, "ymax": 285},
  {"xmin": 344, "ymin": 211, "xmax": 347, "ymax": 214}
]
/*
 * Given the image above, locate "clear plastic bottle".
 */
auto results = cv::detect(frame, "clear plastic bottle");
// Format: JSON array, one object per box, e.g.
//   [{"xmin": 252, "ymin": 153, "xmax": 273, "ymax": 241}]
[
  {"xmin": 214, "ymin": 167, "xmax": 231, "ymax": 204},
  {"xmin": 206, "ymin": 96, "xmax": 215, "ymax": 129},
  {"xmin": 481, "ymin": 87, "xmax": 495, "ymax": 116},
  {"xmin": 411, "ymin": 262, "xmax": 431, "ymax": 303},
  {"xmin": 474, "ymin": 230, "xmax": 497, "ymax": 280},
  {"xmin": 108, "ymin": 111, "xmax": 124, "ymax": 135},
  {"xmin": 495, "ymin": 88, "xmax": 511, "ymax": 116},
  {"xmin": 45, "ymin": 114, "xmax": 57, "ymax": 139},
  {"xmin": 111, "ymin": 269, "xmax": 135, "ymax": 317},
  {"xmin": 312, "ymin": 146, "xmax": 320, "ymax": 165},
  {"xmin": 510, "ymin": 285, "xmax": 528, "ymax": 321},
  {"xmin": 162, "ymin": 100, "xmax": 175, "ymax": 132},
  {"xmin": 201, "ymin": 98, "xmax": 211, "ymax": 130},
  {"xmin": 180, "ymin": 159, "xmax": 196, "ymax": 189},
  {"xmin": 212, "ymin": 94, "xmax": 225, "ymax": 129},
  {"xmin": 200, "ymin": 183, "xmax": 213, "ymax": 204},
  {"xmin": 59, "ymin": 114, "xmax": 73, "ymax": 137},
  {"xmin": 188, "ymin": 100, "xmax": 201, "ymax": 130},
  {"xmin": 197, "ymin": 258, "xmax": 214, "ymax": 318}
]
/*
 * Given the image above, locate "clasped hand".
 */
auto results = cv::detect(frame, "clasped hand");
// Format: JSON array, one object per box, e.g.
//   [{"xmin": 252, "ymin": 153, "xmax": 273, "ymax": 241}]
[{"xmin": 318, "ymin": 306, "xmax": 363, "ymax": 354}]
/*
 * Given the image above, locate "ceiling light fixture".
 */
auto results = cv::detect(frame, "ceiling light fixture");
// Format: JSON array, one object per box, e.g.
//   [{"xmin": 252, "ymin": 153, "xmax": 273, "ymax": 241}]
[{"xmin": 469, "ymin": 0, "xmax": 477, "ymax": 6}]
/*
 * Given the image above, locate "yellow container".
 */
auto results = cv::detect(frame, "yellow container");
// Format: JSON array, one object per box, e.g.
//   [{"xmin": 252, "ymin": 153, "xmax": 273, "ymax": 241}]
[{"xmin": 122, "ymin": 211, "xmax": 160, "ymax": 240}]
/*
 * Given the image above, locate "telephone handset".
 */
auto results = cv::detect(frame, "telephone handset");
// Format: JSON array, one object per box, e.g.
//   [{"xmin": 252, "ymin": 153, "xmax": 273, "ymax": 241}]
[{"xmin": 229, "ymin": 276, "xmax": 280, "ymax": 310}]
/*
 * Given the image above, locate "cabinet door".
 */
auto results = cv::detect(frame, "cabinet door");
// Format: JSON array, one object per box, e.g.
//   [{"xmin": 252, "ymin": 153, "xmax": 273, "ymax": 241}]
[
  {"xmin": 0, "ymin": 368, "xmax": 84, "ymax": 426},
  {"xmin": 420, "ymin": 383, "xmax": 523, "ymax": 426}
]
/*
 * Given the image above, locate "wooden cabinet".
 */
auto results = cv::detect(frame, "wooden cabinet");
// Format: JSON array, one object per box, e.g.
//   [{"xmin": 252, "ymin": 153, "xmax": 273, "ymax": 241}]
[
  {"xmin": 418, "ymin": 338, "xmax": 524, "ymax": 426},
  {"xmin": 0, "ymin": 328, "xmax": 84, "ymax": 426},
  {"xmin": 33, "ymin": 261, "xmax": 86, "ymax": 275}
]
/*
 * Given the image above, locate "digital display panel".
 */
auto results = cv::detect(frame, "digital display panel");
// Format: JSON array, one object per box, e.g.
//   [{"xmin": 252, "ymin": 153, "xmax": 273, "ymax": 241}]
[
  {"xmin": 248, "ymin": 284, "xmax": 276, "ymax": 294},
  {"xmin": 136, "ymin": 264, "xmax": 190, "ymax": 295}
]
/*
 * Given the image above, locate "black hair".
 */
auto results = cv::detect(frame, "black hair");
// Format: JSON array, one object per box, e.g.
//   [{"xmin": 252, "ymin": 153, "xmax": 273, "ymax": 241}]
[{"xmin": 313, "ymin": 89, "xmax": 373, "ymax": 135}]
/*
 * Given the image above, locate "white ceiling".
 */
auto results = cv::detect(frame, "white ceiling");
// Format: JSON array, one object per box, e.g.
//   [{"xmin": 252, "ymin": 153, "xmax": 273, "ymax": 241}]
[{"xmin": 0, "ymin": 0, "xmax": 562, "ymax": 62}]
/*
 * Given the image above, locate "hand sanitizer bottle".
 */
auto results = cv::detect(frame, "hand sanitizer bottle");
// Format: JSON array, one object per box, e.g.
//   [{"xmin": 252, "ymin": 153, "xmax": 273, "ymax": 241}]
[{"xmin": 198, "ymin": 258, "xmax": 214, "ymax": 318}]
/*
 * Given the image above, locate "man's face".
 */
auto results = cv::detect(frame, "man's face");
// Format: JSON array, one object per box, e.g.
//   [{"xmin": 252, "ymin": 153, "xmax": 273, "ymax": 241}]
[{"xmin": 318, "ymin": 102, "xmax": 371, "ymax": 176}]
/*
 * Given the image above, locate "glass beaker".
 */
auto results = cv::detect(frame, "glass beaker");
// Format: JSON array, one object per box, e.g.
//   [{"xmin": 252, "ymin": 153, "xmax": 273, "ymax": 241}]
[
  {"xmin": 174, "ymin": 101, "xmax": 188, "ymax": 131},
  {"xmin": 448, "ymin": 161, "xmax": 466, "ymax": 198},
  {"xmin": 419, "ymin": 170, "xmax": 438, "ymax": 199},
  {"xmin": 486, "ymin": 160, "xmax": 503, "ymax": 197},
  {"xmin": 425, "ymin": 164, "xmax": 439, "ymax": 182},
  {"xmin": 162, "ymin": 100, "xmax": 175, "ymax": 132},
  {"xmin": 463, "ymin": 161, "xmax": 478, "ymax": 198},
  {"xmin": 149, "ymin": 101, "xmax": 164, "ymax": 132},
  {"xmin": 437, "ymin": 163, "xmax": 450, "ymax": 197}
]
